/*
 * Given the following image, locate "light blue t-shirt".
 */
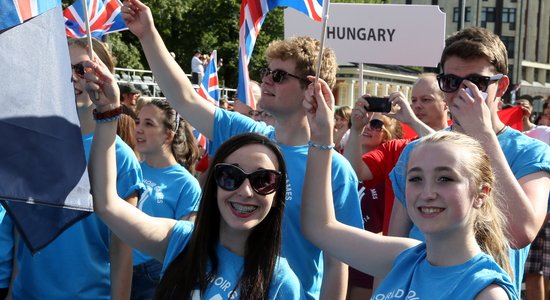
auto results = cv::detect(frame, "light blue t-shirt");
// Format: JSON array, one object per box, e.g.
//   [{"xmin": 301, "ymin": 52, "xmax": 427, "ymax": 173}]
[
  {"xmin": 211, "ymin": 108, "xmax": 363, "ymax": 299},
  {"xmin": 163, "ymin": 221, "xmax": 305, "ymax": 299},
  {"xmin": 13, "ymin": 133, "xmax": 143, "ymax": 300},
  {"xmin": 133, "ymin": 162, "xmax": 201, "ymax": 266},
  {"xmin": 373, "ymin": 243, "xmax": 518, "ymax": 300},
  {"xmin": 0, "ymin": 206, "xmax": 13, "ymax": 288},
  {"xmin": 389, "ymin": 127, "xmax": 550, "ymax": 294}
]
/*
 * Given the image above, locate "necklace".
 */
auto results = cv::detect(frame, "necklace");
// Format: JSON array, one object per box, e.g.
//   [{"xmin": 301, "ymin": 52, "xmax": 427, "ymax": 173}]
[{"xmin": 496, "ymin": 125, "xmax": 507, "ymax": 136}]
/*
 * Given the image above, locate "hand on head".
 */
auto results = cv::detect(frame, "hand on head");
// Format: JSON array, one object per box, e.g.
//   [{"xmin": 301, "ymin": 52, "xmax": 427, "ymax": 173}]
[
  {"xmin": 303, "ymin": 76, "xmax": 334, "ymax": 143},
  {"xmin": 81, "ymin": 55, "xmax": 119, "ymax": 112},
  {"xmin": 121, "ymin": 0, "xmax": 154, "ymax": 39}
]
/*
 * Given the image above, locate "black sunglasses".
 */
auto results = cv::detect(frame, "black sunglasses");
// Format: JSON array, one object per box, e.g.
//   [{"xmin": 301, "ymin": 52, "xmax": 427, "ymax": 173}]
[
  {"xmin": 260, "ymin": 68, "xmax": 308, "ymax": 84},
  {"xmin": 436, "ymin": 73, "xmax": 503, "ymax": 93},
  {"xmin": 214, "ymin": 163, "xmax": 282, "ymax": 195},
  {"xmin": 368, "ymin": 119, "xmax": 384, "ymax": 132},
  {"xmin": 72, "ymin": 63, "xmax": 86, "ymax": 77}
]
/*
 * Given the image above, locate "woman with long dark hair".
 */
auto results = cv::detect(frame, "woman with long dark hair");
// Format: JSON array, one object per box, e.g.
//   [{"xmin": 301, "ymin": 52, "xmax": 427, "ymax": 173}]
[{"xmin": 83, "ymin": 53, "xmax": 303, "ymax": 299}]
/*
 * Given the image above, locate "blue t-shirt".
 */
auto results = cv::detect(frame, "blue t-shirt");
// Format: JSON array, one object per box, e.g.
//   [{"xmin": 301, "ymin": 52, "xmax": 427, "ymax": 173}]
[
  {"xmin": 389, "ymin": 127, "xmax": 550, "ymax": 294},
  {"xmin": 0, "ymin": 206, "xmax": 13, "ymax": 288},
  {"xmin": 133, "ymin": 162, "xmax": 201, "ymax": 266},
  {"xmin": 163, "ymin": 221, "xmax": 305, "ymax": 299},
  {"xmin": 211, "ymin": 109, "xmax": 363, "ymax": 299},
  {"xmin": 13, "ymin": 133, "xmax": 143, "ymax": 300},
  {"xmin": 373, "ymin": 243, "xmax": 518, "ymax": 300}
]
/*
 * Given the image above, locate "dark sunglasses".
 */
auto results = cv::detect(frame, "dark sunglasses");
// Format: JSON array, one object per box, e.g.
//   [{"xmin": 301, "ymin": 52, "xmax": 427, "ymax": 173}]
[
  {"xmin": 368, "ymin": 119, "xmax": 384, "ymax": 132},
  {"xmin": 260, "ymin": 68, "xmax": 308, "ymax": 84},
  {"xmin": 214, "ymin": 163, "xmax": 282, "ymax": 195},
  {"xmin": 72, "ymin": 63, "xmax": 86, "ymax": 77},
  {"xmin": 436, "ymin": 73, "xmax": 503, "ymax": 93}
]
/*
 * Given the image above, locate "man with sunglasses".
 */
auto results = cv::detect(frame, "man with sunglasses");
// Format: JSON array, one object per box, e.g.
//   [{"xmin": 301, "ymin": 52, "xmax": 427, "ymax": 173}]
[
  {"xmin": 122, "ymin": 2, "xmax": 363, "ymax": 299},
  {"xmin": 387, "ymin": 26, "xmax": 550, "ymax": 294}
]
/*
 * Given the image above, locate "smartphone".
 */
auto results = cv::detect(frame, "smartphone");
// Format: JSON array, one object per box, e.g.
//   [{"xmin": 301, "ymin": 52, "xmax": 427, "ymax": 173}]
[
  {"xmin": 363, "ymin": 97, "xmax": 391, "ymax": 113},
  {"xmin": 464, "ymin": 87, "xmax": 488, "ymax": 100}
]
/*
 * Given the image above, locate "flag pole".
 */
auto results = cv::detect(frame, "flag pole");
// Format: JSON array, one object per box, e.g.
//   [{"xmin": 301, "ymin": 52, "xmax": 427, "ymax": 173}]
[
  {"xmin": 314, "ymin": 0, "xmax": 330, "ymax": 86},
  {"xmin": 81, "ymin": 0, "xmax": 94, "ymax": 59},
  {"xmin": 82, "ymin": 0, "xmax": 99, "ymax": 100}
]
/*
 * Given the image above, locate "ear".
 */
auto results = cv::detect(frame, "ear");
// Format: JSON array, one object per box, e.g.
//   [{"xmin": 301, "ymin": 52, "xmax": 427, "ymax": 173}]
[
  {"xmin": 495, "ymin": 75, "xmax": 510, "ymax": 97},
  {"xmin": 473, "ymin": 184, "xmax": 491, "ymax": 209},
  {"xmin": 165, "ymin": 129, "xmax": 175, "ymax": 145}
]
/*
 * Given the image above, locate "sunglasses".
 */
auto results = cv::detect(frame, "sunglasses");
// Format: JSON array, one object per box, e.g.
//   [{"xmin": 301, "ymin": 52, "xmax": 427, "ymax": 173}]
[
  {"xmin": 260, "ymin": 68, "xmax": 308, "ymax": 84},
  {"xmin": 436, "ymin": 73, "xmax": 503, "ymax": 93},
  {"xmin": 214, "ymin": 163, "xmax": 282, "ymax": 195},
  {"xmin": 367, "ymin": 119, "xmax": 384, "ymax": 132},
  {"xmin": 72, "ymin": 63, "xmax": 86, "ymax": 77}
]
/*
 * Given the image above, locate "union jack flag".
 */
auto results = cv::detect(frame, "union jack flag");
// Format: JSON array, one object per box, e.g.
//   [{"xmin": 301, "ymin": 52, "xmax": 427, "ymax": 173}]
[
  {"xmin": 197, "ymin": 50, "xmax": 220, "ymax": 106},
  {"xmin": 237, "ymin": 0, "xmax": 323, "ymax": 108},
  {"xmin": 63, "ymin": 0, "xmax": 127, "ymax": 39},
  {"xmin": 0, "ymin": 0, "xmax": 60, "ymax": 32}
]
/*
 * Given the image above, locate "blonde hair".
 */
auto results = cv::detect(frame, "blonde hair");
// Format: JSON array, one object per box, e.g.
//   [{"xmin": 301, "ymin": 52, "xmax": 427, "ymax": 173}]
[
  {"xmin": 413, "ymin": 131, "xmax": 512, "ymax": 278},
  {"xmin": 67, "ymin": 37, "xmax": 115, "ymax": 73},
  {"xmin": 379, "ymin": 115, "xmax": 403, "ymax": 142},
  {"xmin": 441, "ymin": 27, "xmax": 508, "ymax": 75},
  {"xmin": 266, "ymin": 36, "xmax": 337, "ymax": 89}
]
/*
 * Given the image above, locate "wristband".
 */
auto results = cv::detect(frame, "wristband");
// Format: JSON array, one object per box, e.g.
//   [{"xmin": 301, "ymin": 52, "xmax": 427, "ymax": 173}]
[
  {"xmin": 93, "ymin": 106, "xmax": 122, "ymax": 123},
  {"xmin": 307, "ymin": 141, "xmax": 335, "ymax": 150}
]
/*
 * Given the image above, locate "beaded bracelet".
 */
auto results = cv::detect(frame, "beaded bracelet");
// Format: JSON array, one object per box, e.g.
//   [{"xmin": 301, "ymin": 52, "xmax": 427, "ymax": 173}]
[
  {"xmin": 95, "ymin": 114, "xmax": 122, "ymax": 123},
  {"xmin": 307, "ymin": 141, "xmax": 335, "ymax": 150}
]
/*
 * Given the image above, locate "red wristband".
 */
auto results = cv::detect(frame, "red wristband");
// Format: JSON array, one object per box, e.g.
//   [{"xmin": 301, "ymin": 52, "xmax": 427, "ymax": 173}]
[{"xmin": 93, "ymin": 106, "xmax": 122, "ymax": 121}]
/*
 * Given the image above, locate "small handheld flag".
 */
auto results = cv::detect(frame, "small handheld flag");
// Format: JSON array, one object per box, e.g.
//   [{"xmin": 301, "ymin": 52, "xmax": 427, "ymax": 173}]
[{"xmin": 64, "ymin": 0, "xmax": 127, "ymax": 39}]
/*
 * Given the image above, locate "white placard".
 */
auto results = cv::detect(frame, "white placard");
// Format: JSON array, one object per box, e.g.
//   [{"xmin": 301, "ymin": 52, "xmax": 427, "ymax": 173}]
[{"xmin": 284, "ymin": 3, "xmax": 446, "ymax": 67}]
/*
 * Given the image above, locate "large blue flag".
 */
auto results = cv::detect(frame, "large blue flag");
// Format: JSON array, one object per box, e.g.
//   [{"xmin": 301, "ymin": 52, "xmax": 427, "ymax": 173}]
[
  {"xmin": 0, "ymin": 5, "xmax": 93, "ymax": 253},
  {"xmin": 237, "ymin": 0, "xmax": 323, "ymax": 108}
]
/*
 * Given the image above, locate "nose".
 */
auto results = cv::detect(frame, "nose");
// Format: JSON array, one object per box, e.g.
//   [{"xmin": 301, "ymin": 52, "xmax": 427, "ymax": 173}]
[
  {"xmin": 237, "ymin": 178, "xmax": 254, "ymax": 198},
  {"xmin": 420, "ymin": 182, "xmax": 437, "ymax": 201}
]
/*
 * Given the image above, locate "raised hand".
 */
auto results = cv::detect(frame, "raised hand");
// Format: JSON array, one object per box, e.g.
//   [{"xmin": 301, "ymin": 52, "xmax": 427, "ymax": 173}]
[
  {"xmin": 81, "ymin": 56, "xmax": 119, "ymax": 112},
  {"xmin": 351, "ymin": 96, "xmax": 371, "ymax": 132},
  {"xmin": 386, "ymin": 91, "xmax": 416, "ymax": 125},
  {"xmin": 447, "ymin": 80, "xmax": 493, "ymax": 135},
  {"xmin": 303, "ymin": 76, "xmax": 334, "ymax": 144},
  {"xmin": 122, "ymin": 0, "xmax": 155, "ymax": 39}
]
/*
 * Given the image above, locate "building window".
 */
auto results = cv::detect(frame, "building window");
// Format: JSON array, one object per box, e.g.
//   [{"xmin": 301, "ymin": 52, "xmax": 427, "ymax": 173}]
[
  {"xmin": 453, "ymin": 7, "xmax": 471, "ymax": 22},
  {"xmin": 502, "ymin": 8, "xmax": 516, "ymax": 30},
  {"xmin": 500, "ymin": 36, "xmax": 515, "ymax": 58},
  {"xmin": 481, "ymin": 7, "xmax": 496, "ymax": 27}
]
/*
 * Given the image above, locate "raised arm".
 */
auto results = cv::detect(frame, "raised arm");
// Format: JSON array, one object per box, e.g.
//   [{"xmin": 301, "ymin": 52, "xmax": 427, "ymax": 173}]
[
  {"xmin": 122, "ymin": 0, "xmax": 215, "ymax": 138},
  {"xmin": 301, "ymin": 77, "xmax": 418, "ymax": 278},
  {"xmin": 386, "ymin": 91, "xmax": 434, "ymax": 137},
  {"xmin": 85, "ymin": 57, "xmax": 176, "ymax": 262},
  {"xmin": 454, "ymin": 81, "xmax": 550, "ymax": 248},
  {"xmin": 344, "ymin": 98, "xmax": 374, "ymax": 181}
]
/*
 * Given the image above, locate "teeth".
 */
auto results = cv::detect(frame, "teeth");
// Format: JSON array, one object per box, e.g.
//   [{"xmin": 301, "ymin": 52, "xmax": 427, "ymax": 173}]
[
  {"xmin": 231, "ymin": 202, "xmax": 257, "ymax": 213},
  {"xmin": 420, "ymin": 207, "xmax": 443, "ymax": 214}
]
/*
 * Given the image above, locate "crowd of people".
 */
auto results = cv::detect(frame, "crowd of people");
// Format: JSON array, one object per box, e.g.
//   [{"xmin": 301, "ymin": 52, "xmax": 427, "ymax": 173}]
[{"xmin": 1, "ymin": 0, "xmax": 550, "ymax": 299}]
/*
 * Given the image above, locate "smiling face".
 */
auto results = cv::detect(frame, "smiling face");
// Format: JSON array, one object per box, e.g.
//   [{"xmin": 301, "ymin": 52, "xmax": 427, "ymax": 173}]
[
  {"xmin": 260, "ymin": 58, "xmax": 306, "ymax": 118},
  {"xmin": 405, "ymin": 142, "xmax": 480, "ymax": 237},
  {"xmin": 135, "ymin": 104, "xmax": 171, "ymax": 156},
  {"xmin": 69, "ymin": 44, "xmax": 93, "ymax": 109},
  {"xmin": 361, "ymin": 115, "xmax": 386, "ymax": 150},
  {"xmin": 217, "ymin": 144, "xmax": 280, "ymax": 238}
]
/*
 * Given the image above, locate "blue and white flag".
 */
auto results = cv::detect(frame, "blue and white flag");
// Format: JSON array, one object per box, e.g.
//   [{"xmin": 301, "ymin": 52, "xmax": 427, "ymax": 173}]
[{"xmin": 0, "ymin": 5, "xmax": 93, "ymax": 253}]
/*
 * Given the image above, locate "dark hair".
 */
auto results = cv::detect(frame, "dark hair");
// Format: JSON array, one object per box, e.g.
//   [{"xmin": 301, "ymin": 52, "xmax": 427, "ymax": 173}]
[
  {"xmin": 155, "ymin": 133, "xmax": 287, "ymax": 300},
  {"xmin": 146, "ymin": 99, "xmax": 199, "ymax": 174},
  {"xmin": 117, "ymin": 114, "xmax": 137, "ymax": 156}
]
